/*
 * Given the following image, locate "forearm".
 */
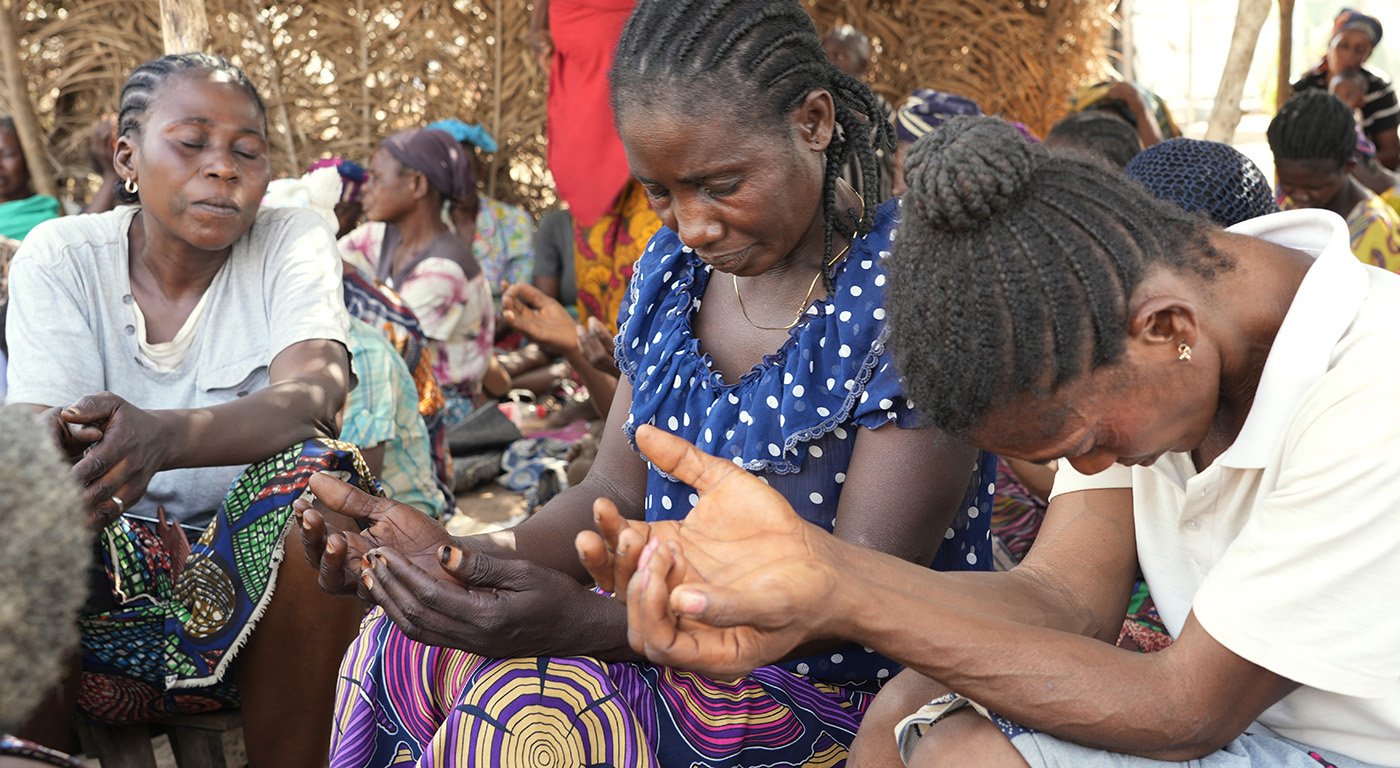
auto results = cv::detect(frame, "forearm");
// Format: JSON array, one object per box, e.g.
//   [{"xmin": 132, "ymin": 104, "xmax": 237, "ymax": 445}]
[
  {"xmin": 459, "ymin": 472, "xmax": 638, "ymax": 579},
  {"xmin": 154, "ymin": 375, "xmax": 345, "ymax": 471},
  {"xmin": 83, "ymin": 175, "xmax": 119, "ymax": 215},
  {"xmin": 530, "ymin": 0, "xmax": 548, "ymax": 33},
  {"xmin": 563, "ymin": 349, "xmax": 618, "ymax": 420},
  {"xmin": 826, "ymin": 545, "xmax": 1221, "ymax": 758}
]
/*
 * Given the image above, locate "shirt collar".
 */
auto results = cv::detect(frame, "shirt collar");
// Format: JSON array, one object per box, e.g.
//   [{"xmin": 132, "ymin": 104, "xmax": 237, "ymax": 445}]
[{"xmin": 1213, "ymin": 210, "xmax": 1369, "ymax": 469}]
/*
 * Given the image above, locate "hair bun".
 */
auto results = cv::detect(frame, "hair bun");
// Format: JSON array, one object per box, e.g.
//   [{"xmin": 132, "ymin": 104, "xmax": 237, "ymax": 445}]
[{"xmin": 903, "ymin": 115, "xmax": 1044, "ymax": 231}]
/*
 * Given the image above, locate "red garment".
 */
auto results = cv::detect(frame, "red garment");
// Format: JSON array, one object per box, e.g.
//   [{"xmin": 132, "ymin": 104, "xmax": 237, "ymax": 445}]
[{"xmin": 546, "ymin": 0, "xmax": 636, "ymax": 226}]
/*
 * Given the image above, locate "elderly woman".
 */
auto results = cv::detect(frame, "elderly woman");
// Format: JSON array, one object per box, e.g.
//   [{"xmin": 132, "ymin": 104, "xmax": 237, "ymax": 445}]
[
  {"xmin": 338, "ymin": 129, "xmax": 498, "ymax": 424},
  {"xmin": 4, "ymin": 53, "xmax": 368, "ymax": 767},
  {"xmin": 1293, "ymin": 9, "xmax": 1399, "ymax": 170},
  {"xmin": 594, "ymin": 115, "xmax": 1400, "ymax": 767},
  {"xmin": 300, "ymin": 2, "xmax": 997, "ymax": 766}
]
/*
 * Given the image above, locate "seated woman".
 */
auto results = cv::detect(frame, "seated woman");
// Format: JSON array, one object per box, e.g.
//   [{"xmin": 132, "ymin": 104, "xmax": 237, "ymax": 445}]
[
  {"xmin": 1125, "ymin": 138, "xmax": 1279, "ymax": 227},
  {"xmin": 1292, "ymin": 9, "xmax": 1399, "ymax": 170},
  {"xmin": 590, "ymin": 115, "xmax": 1400, "ymax": 767},
  {"xmin": 0, "ymin": 118, "xmax": 60, "ymax": 241},
  {"xmin": 426, "ymin": 119, "xmax": 537, "ymax": 297},
  {"xmin": 299, "ymin": 1, "xmax": 994, "ymax": 765},
  {"xmin": 1068, "ymin": 80, "xmax": 1181, "ymax": 150},
  {"xmin": 338, "ymin": 129, "xmax": 498, "ymax": 426},
  {"xmin": 1270, "ymin": 90, "xmax": 1400, "ymax": 272},
  {"xmin": 3, "ymin": 54, "xmax": 368, "ymax": 767}
]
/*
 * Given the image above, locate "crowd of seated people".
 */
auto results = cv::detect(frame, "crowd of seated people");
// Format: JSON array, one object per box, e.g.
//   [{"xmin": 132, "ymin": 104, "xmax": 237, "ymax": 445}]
[{"xmin": 5, "ymin": 3, "xmax": 1400, "ymax": 768}]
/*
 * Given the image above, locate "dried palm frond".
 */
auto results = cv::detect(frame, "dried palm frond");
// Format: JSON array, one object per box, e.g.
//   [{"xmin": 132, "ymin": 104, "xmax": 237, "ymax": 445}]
[{"xmin": 11, "ymin": 0, "xmax": 1110, "ymax": 215}]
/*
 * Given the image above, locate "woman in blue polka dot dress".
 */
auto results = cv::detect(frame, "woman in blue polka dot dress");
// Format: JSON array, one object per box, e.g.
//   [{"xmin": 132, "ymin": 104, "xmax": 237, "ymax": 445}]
[{"xmin": 308, "ymin": 2, "xmax": 994, "ymax": 766}]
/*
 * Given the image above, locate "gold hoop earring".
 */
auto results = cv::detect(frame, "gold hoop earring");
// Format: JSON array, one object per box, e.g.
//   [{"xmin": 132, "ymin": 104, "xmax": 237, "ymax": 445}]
[
  {"xmin": 123, "ymin": 178, "xmax": 138, "ymax": 195},
  {"xmin": 1177, "ymin": 342, "xmax": 1192, "ymax": 361}
]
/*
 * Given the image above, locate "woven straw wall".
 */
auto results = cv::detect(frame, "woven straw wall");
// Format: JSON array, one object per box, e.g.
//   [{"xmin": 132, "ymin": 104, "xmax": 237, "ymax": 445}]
[{"xmin": 6, "ymin": 0, "xmax": 1113, "ymax": 217}]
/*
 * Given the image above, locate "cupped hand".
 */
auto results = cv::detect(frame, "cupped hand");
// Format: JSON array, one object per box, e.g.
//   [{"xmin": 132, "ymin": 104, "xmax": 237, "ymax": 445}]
[
  {"xmin": 576, "ymin": 496, "xmax": 676, "ymax": 602},
  {"xmin": 360, "ymin": 544, "xmax": 603, "ymax": 657},
  {"xmin": 295, "ymin": 471, "xmax": 454, "ymax": 596},
  {"xmin": 501, "ymin": 282, "xmax": 579, "ymax": 354},
  {"xmin": 620, "ymin": 425, "xmax": 844, "ymax": 679},
  {"xmin": 529, "ymin": 28, "xmax": 554, "ymax": 74},
  {"xmin": 63, "ymin": 392, "xmax": 171, "ymax": 528}
]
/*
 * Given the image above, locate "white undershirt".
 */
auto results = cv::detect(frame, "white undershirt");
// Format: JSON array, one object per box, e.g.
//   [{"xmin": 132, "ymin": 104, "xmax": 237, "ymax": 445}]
[{"xmin": 132, "ymin": 290, "xmax": 211, "ymax": 372}]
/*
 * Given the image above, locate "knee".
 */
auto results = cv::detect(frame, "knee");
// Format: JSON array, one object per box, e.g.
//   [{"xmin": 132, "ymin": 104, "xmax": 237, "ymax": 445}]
[{"xmin": 906, "ymin": 710, "xmax": 1029, "ymax": 768}]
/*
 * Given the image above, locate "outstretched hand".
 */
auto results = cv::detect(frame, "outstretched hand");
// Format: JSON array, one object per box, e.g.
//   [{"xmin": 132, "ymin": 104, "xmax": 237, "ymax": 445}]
[
  {"xmin": 295, "ymin": 472, "xmax": 454, "ymax": 596},
  {"xmin": 501, "ymin": 282, "xmax": 579, "ymax": 354},
  {"xmin": 588, "ymin": 425, "xmax": 845, "ymax": 679}
]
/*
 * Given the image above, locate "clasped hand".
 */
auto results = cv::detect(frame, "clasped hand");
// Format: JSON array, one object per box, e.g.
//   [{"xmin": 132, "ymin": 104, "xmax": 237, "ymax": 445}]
[
  {"xmin": 296, "ymin": 473, "xmax": 597, "ymax": 657},
  {"xmin": 576, "ymin": 425, "xmax": 844, "ymax": 679},
  {"xmin": 40, "ymin": 392, "xmax": 170, "ymax": 528}
]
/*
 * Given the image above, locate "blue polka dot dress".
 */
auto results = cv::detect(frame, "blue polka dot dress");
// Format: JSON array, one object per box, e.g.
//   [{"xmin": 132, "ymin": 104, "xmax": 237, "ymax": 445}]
[{"xmin": 616, "ymin": 199, "xmax": 996, "ymax": 683}]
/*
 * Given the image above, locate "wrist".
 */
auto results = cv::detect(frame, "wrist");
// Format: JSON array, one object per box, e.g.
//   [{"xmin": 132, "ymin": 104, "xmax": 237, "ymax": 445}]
[{"xmin": 149, "ymin": 410, "xmax": 186, "ymax": 472}]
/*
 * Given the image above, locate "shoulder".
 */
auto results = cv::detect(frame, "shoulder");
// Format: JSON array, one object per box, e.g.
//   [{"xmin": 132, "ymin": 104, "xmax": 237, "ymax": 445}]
[
  {"xmin": 14, "ymin": 207, "xmax": 134, "ymax": 273},
  {"xmin": 1364, "ymin": 65, "xmax": 1393, "ymax": 91}
]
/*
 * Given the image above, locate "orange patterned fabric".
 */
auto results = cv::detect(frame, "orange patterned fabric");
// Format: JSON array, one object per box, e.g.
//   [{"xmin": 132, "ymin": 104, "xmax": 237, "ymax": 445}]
[{"xmin": 573, "ymin": 179, "xmax": 662, "ymax": 334}]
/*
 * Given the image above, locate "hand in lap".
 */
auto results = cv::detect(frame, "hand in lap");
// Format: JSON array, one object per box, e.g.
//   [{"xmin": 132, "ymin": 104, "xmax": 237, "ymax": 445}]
[{"xmin": 582, "ymin": 424, "xmax": 843, "ymax": 679}]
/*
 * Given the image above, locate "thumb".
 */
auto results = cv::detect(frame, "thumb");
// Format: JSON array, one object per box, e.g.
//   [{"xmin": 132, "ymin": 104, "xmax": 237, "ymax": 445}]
[
  {"xmin": 439, "ymin": 544, "xmax": 529, "ymax": 589},
  {"xmin": 62, "ymin": 392, "xmax": 120, "ymax": 424},
  {"xmin": 635, "ymin": 424, "xmax": 747, "ymax": 496},
  {"xmin": 586, "ymin": 316, "xmax": 610, "ymax": 338},
  {"xmin": 669, "ymin": 584, "xmax": 756, "ymax": 629}
]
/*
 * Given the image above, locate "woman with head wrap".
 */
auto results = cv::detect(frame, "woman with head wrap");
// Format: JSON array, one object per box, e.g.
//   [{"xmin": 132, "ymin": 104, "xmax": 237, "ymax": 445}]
[
  {"xmin": 425, "ymin": 119, "xmax": 537, "ymax": 296},
  {"xmin": 1293, "ymin": 9, "xmax": 1399, "ymax": 170},
  {"xmin": 1068, "ymin": 80, "xmax": 1181, "ymax": 151},
  {"xmin": 892, "ymin": 89, "xmax": 1039, "ymax": 197},
  {"xmin": 1125, "ymin": 138, "xmax": 1280, "ymax": 227},
  {"xmin": 339, "ymin": 129, "xmax": 498, "ymax": 422}
]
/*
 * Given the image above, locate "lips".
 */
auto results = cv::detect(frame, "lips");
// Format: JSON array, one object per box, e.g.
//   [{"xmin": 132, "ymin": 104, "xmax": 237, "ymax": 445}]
[
  {"xmin": 698, "ymin": 245, "xmax": 752, "ymax": 271},
  {"xmin": 192, "ymin": 196, "xmax": 241, "ymax": 217}
]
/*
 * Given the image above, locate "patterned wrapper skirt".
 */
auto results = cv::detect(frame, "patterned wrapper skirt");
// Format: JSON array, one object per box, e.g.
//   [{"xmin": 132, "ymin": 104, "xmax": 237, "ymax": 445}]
[
  {"xmin": 331, "ymin": 608, "xmax": 882, "ymax": 768},
  {"xmin": 77, "ymin": 440, "xmax": 377, "ymax": 723}
]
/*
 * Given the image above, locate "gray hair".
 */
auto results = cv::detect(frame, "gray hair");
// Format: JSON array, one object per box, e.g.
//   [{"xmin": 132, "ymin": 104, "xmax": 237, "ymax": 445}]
[{"xmin": 0, "ymin": 407, "xmax": 90, "ymax": 732}]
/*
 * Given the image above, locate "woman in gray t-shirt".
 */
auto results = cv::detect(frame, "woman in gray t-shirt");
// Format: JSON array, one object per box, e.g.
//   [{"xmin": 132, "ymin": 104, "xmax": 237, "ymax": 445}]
[{"xmin": 4, "ymin": 54, "xmax": 366, "ymax": 768}]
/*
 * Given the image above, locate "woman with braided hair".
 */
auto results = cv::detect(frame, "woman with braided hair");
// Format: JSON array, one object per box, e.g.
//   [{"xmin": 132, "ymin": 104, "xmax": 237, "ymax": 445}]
[
  {"xmin": 301, "ymin": 0, "xmax": 995, "ymax": 765},
  {"xmin": 5, "ymin": 53, "xmax": 370, "ymax": 766},
  {"xmin": 587, "ymin": 115, "xmax": 1400, "ymax": 766},
  {"xmin": 1270, "ymin": 89, "xmax": 1400, "ymax": 272}
]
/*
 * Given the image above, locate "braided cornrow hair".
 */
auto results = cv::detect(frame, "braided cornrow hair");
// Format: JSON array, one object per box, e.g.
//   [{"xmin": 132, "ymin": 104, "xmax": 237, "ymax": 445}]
[
  {"xmin": 1267, "ymin": 90, "xmax": 1356, "ymax": 167},
  {"xmin": 887, "ymin": 116, "xmax": 1232, "ymax": 436},
  {"xmin": 115, "ymin": 53, "xmax": 268, "ymax": 204},
  {"xmin": 610, "ymin": 0, "xmax": 894, "ymax": 292}
]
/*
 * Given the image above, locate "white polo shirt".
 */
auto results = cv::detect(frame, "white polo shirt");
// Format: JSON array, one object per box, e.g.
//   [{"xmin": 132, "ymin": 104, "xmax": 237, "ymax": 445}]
[{"xmin": 1051, "ymin": 209, "xmax": 1400, "ymax": 765}]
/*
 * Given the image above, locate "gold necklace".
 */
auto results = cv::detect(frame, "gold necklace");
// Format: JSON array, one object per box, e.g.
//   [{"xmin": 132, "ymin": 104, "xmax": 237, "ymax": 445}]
[{"xmin": 732, "ymin": 190, "xmax": 865, "ymax": 331}]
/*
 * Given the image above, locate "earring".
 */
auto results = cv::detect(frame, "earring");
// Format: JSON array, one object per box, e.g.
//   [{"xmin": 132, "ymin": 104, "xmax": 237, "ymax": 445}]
[
  {"xmin": 123, "ymin": 178, "xmax": 138, "ymax": 195},
  {"xmin": 1178, "ymin": 341, "xmax": 1192, "ymax": 361}
]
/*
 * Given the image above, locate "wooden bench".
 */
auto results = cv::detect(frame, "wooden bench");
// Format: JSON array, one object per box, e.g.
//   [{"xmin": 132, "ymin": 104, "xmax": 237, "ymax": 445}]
[{"xmin": 74, "ymin": 711, "xmax": 245, "ymax": 768}]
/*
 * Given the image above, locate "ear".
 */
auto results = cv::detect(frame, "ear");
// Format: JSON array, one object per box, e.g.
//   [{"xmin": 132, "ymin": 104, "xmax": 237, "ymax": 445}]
[
  {"xmin": 408, "ymin": 171, "xmax": 432, "ymax": 202},
  {"xmin": 791, "ymin": 88, "xmax": 836, "ymax": 152},
  {"xmin": 1126, "ymin": 295, "xmax": 1199, "ymax": 362},
  {"xmin": 114, "ymin": 134, "xmax": 138, "ymax": 185}
]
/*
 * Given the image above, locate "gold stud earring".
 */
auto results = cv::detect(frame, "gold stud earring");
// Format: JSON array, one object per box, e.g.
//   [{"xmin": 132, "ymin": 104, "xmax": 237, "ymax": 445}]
[
  {"xmin": 1178, "ymin": 341, "xmax": 1192, "ymax": 361},
  {"xmin": 123, "ymin": 178, "xmax": 138, "ymax": 195}
]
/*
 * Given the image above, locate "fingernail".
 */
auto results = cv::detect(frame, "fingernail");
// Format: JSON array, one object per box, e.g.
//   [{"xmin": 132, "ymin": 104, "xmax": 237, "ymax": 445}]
[
  {"xmin": 439, "ymin": 545, "xmax": 461, "ymax": 569},
  {"xmin": 360, "ymin": 572, "xmax": 374, "ymax": 591},
  {"xmin": 64, "ymin": 406, "xmax": 80, "ymax": 415},
  {"xmin": 678, "ymin": 590, "xmax": 705, "ymax": 616},
  {"xmin": 361, "ymin": 554, "xmax": 372, "ymax": 570}
]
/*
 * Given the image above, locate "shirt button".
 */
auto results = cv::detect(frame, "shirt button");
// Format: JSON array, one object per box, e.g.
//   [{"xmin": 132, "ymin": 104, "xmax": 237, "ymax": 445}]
[
  {"xmin": 1184, "ymin": 519, "xmax": 1201, "ymax": 531},
  {"xmin": 124, "ymin": 324, "xmax": 135, "ymax": 335},
  {"xmin": 122, "ymin": 294, "xmax": 134, "ymax": 304}
]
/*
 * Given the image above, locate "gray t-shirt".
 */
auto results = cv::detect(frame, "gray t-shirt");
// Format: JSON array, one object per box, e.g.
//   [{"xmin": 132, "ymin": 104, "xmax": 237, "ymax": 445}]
[
  {"xmin": 532, "ymin": 208, "xmax": 577, "ymax": 306},
  {"xmin": 5, "ymin": 205, "xmax": 349, "ymax": 529}
]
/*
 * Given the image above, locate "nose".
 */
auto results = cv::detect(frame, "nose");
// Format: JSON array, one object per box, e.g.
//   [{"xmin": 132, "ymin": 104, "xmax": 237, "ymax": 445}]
[
  {"xmin": 1065, "ymin": 452, "xmax": 1118, "ymax": 476},
  {"xmin": 204, "ymin": 147, "xmax": 239, "ymax": 181},
  {"xmin": 674, "ymin": 197, "xmax": 723, "ymax": 250}
]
